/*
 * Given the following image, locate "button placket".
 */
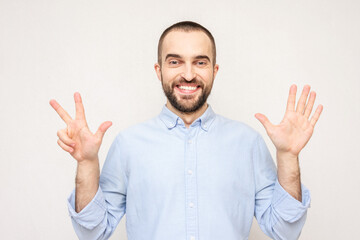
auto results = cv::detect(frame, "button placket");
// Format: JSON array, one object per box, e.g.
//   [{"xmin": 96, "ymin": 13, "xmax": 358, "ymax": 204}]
[{"xmin": 184, "ymin": 126, "xmax": 199, "ymax": 240}]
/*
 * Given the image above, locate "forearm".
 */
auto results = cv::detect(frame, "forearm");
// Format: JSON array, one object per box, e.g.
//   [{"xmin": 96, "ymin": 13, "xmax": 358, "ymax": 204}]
[
  {"xmin": 75, "ymin": 159, "xmax": 100, "ymax": 213},
  {"xmin": 276, "ymin": 151, "xmax": 301, "ymax": 202}
]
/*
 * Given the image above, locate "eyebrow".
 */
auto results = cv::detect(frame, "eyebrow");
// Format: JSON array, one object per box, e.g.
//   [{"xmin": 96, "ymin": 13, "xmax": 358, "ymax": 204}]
[
  {"xmin": 194, "ymin": 55, "xmax": 211, "ymax": 62},
  {"xmin": 165, "ymin": 54, "xmax": 181, "ymax": 61},
  {"xmin": 165, "ymin": 53, "xmax": 211, "ymax": 62}
]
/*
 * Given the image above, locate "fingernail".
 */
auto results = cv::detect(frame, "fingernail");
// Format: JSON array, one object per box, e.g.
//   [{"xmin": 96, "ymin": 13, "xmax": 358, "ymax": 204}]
[{"xmin": 71, "ymin": 143, "xmax": 75, "ymax": 147}]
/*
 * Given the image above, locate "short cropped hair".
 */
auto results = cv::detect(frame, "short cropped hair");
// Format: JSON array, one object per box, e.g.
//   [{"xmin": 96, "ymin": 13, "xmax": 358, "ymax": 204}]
[{"xmin": 157, "ymin": 21, "xmax": 216, "ymax": 66}]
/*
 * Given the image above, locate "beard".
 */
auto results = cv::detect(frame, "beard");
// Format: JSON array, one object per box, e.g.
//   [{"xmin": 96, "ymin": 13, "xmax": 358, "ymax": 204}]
[{"xmin": 161, "ymin": 74, "xmax": 214, "ymax": 113}]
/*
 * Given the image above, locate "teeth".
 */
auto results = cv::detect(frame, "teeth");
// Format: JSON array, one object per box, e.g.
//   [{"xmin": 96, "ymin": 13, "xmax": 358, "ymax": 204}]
[{"xmin": 178, "ymin": 86, "xmax": 197, "ymax": 90}]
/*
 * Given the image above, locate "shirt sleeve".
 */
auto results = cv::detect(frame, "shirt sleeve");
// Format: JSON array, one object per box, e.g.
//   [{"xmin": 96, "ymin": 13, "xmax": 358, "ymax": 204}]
[
  {"xmin": 67, "ymin": 134, "xmax": 127, "ymax": 240},
  {"xmin": 253, "ymin": 134, "xmax": 311, "ymax": 240}
]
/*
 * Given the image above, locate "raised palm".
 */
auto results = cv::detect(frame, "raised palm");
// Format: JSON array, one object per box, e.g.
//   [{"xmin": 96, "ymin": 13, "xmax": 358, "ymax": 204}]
[
  {"xmin": 255, "ymin": 85, "xmax": 323, "ymax": 157},
  {"xmin": 50, "ymin": 92, "xmax": 112, "ymax": 162}
]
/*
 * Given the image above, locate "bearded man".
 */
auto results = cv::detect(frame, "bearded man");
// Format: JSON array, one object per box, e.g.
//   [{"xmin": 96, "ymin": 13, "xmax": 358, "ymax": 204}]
[{"xmin": 50, "ymin": 21, "xmax": 323, "ymax": 240}]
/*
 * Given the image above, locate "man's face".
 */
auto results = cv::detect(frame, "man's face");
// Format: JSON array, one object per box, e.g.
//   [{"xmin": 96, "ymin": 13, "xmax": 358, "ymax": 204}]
[{"xmin": 155, "ymin": 30, "xmax": 219, "ymax": 113}]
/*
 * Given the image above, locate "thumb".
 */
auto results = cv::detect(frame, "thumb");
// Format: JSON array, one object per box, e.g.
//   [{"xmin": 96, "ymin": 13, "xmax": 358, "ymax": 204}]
[
  {"xmin": 95, "ymin": 121, "xmax": 112, "ymax": 139},
  {"xmin": 254, "ymin": 113, "xmax": 273, "ymax": 133}
]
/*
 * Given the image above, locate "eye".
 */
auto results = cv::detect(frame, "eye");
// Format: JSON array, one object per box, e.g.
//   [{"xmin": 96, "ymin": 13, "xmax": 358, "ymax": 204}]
[
  {"xmin": 197, "ymin": 61, "xmax": 207, "ymax": 66},
  {"xmin": 169, "ymin": 60, "xmax": 179, "ymax": 65}
]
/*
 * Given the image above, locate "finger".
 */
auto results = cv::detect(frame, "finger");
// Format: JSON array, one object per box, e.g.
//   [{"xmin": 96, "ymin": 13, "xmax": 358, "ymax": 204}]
[
  {"xmin": 296, "ymin": 85, "xmax": 311, "ymax": 114},
  {"xmin": 304, "ymin": 91, "xmax": 316, "ymax": 119},
  {"xmin": 57, "ymin": 129, "xmax": 76, "ymax": 147},
  {"xmin": 254, "ymin": 113, "xmax": 274, "ymax": 134},
  {"xmin": 74, "ymin": 92, "xmax": 86, "ymax": 121},
  {"xmin": 310, "ymin": 105, "xmax": 323, "ymax": 127},
  {"xmin": 49, "ymin": 99, "xmax": 73, "ymax": 124},
  {"xmin": 57, "ymin": 139, "xmax": 74, "ymax": 153},
  {"xmin": 95, "ymin": 121, "xmax": 112, "ymax": 140},
  {"xmin": 286, "ymin": 84, "xmax": 297, "ymax": 112}
]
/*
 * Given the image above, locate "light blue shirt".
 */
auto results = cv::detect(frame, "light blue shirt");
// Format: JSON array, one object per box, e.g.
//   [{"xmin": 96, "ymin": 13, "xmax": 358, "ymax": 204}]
[{"xmin": 68, "ymin": 104, "xmax": 310, "ymax": 240}]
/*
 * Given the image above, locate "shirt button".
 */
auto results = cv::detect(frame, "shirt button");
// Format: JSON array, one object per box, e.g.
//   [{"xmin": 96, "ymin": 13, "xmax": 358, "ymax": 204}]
[
  {"xmin": 190, "ymin": 236, "xmax": 195, "ymax": 240},
  {"xmin": 188, "ymin": 139, "xmax": 192, "ymax": 144},
  {"xmin": 189, "ymin": 202, "xmax": 194, "ymax": 208},
  {"xmin": 188, "ymin": 169, "xmax": 193, "ymax": 175}
]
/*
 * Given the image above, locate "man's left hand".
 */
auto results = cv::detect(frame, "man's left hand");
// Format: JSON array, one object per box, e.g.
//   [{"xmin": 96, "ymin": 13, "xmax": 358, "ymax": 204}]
[{"xmin": 255, "ymin": 84, "xmax": 323, "ymax": 158}]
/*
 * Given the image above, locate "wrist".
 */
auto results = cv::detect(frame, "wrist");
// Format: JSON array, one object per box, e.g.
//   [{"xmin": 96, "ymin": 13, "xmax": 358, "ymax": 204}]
[
  {"xmin": 277, "ymin": 150, "xmax": 299, "ymax": 168},
  {"xmin": 77, "ymin": 157, "xmax": 99, "ymax": 167},
  {"xmin": 276, "ymin": 151, "xmax": 300, "ymax": 180},
  {"xmin": 276, "ymin": 150, "xmax": 298, "ymax": 160}
]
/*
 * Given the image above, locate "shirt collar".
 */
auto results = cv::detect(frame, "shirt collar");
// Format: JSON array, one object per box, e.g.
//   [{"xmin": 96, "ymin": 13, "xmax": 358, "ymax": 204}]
[{"xmin": 159, "ymin": 104, "xmax": 216, "ymax": 132}]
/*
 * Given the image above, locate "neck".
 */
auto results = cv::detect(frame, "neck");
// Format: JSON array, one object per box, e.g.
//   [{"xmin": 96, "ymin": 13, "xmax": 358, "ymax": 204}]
[{"xmin": 166, "ymin": 100, "xmax": 208, "ymax": 128}]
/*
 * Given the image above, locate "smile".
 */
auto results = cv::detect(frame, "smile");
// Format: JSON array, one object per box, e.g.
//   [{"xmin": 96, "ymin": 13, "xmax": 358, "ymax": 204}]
[{"xmin": 175, "ymin": 85, "xmax": 200, "ymax": 94}]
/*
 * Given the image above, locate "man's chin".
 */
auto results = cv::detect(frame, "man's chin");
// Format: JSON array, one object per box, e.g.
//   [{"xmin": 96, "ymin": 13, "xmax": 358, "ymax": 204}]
[
  {"xmin": 170, "ymin": 98, "xmax": 205, "ymax": 113},
  {"xmin": 164, "ymin": 87, "xmax": 209, "ymax": 113},
  {"xmin": 174, "ymin": 95, "xmax": 198, "ymax": 106}
]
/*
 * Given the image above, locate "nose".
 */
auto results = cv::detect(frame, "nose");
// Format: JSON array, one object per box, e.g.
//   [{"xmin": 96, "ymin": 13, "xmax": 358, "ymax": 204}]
[{"xmin": 180, "ymin": 63, "xmax": 196, "ymax": 81}]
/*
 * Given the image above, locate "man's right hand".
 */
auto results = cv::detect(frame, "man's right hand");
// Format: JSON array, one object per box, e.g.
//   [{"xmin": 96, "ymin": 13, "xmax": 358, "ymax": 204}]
[
  {"xmin": 49, "ymin": 92, "xmax": 112, "ymax": 163},
  {"xmin": 50, "ymin": 92, "xmax": 112, "ymax": 212}
]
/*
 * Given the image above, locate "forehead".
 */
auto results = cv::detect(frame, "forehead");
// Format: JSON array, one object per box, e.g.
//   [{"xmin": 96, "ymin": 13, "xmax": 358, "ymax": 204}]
[{"xmin": 161, "ymin": 30, "xmax": 213, "ymax": 59}]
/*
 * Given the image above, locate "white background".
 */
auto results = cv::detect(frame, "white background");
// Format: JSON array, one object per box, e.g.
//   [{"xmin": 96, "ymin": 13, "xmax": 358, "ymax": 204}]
[{"xmin": 0, "ymin": 0, "xmax": 359, "ymax": 239}]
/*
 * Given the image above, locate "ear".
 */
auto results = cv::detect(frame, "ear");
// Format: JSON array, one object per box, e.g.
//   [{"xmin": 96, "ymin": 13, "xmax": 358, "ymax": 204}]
[
  {"xmin": 154, "ymin": 63, "xmax": 161, "ymax": 81},
  {"xmin": 213, "ymin": 64, "xmax": 219, "ymax": 79}
]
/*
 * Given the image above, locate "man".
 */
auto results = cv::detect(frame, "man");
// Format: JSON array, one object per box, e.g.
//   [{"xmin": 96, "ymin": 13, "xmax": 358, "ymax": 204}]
[{"xmin": 50, "ymin": 21, "xmax": 323, "ymax": 240}]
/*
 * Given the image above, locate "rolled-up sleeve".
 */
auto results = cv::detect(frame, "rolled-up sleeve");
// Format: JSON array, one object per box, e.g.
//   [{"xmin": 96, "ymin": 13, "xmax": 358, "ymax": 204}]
[
  {"xmin": 272, "ymin": 179, "xmax": 311, "ymax": 222},
  {"xmin": 66, "ymin": 134, "xmax": 128, "ymax": 240},
  {"xmin": 253, "ymin": 134, "xmax": 311, "ymax": 240},
  {"xmin": 68, "ymin": 186, "xmax": 107, "ymax": 229}
]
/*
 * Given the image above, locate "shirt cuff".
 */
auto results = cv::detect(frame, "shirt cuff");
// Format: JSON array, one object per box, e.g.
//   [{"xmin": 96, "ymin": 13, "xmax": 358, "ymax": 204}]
[
  {"xmin": 67, "ymin": 186, "xmax": 107, "ymax": 230},
  {"xmin": 271, "ymin": 179, "xmax": 311, "ymax": 223}
]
